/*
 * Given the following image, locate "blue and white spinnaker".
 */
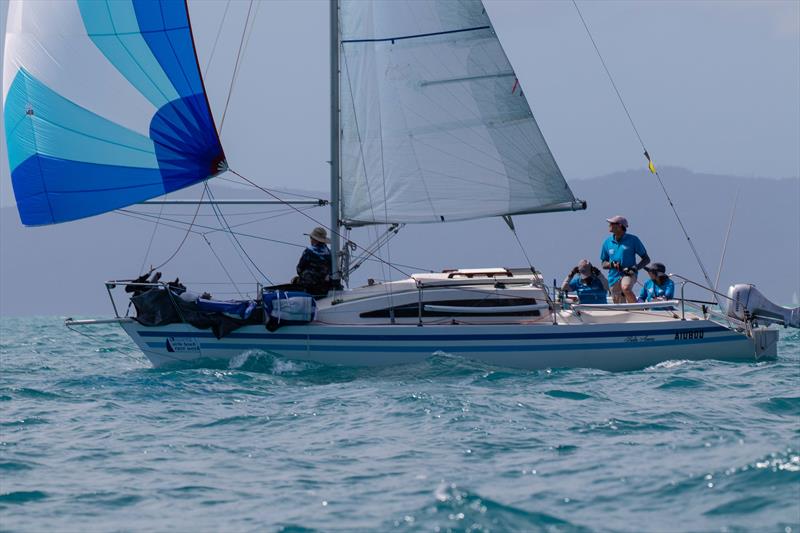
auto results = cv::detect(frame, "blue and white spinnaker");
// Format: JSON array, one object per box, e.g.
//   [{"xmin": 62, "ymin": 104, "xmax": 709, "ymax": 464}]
[{"xmin": 3, "ymin": 0, "xmax": 225, "ymax": 226}]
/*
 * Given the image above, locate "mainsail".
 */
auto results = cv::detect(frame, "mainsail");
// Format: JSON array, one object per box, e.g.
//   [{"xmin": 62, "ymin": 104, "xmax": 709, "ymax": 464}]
[
  {"xmin": 339, "ymin": 0, "xmax": 579, "ymax": 226},
  {"xmin": 3, "ymin": 0, "xmax": 225, "ymax": 226}
]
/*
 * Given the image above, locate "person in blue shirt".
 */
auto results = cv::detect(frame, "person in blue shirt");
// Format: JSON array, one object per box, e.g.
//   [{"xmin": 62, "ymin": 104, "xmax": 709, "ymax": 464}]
[
  {"xmin": 637, "ymin": 262, "xmax": 675, "ymax": 302},
  {"xmin": 561, "ymin": 259, "xmax": 609, "ymax": 304},
  {"xmin": 600, "ymin": 215, "xmax": 650, "ymax": 303}
]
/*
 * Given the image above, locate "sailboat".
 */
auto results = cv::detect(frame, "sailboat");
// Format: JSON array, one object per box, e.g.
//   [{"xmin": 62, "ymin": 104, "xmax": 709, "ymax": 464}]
[{"xmin": 4, "ymin": 0, "xmax": 797, "ymax": 371}]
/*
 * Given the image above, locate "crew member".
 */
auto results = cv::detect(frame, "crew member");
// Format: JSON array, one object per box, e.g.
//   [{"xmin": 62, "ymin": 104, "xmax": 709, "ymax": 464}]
[
  {"xmin": 637, "ymin": 262, "xmax": 675, "ymax": 302},
  {"xmin": 293, "ymin": 226, "xmax": 332, "ymax": 296},
  {"xmin": 600, "ymin": 215, "xmax": 650, "ymax": 303},
  {"xmin": 561, "ymin": 259, "xmax": 608, "ymax": 304}
]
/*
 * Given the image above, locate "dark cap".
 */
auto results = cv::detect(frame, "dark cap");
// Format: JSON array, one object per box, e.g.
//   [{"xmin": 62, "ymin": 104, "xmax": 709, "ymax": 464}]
[{"xmin": 644, "ymin": 262, "xmax": 666, "ymax": 274}]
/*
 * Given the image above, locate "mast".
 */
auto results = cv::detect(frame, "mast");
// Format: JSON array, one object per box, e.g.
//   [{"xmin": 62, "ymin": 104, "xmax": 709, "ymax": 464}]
[{"xmin": 329, "ymin": 0, "xmax": 341, "ymax": 283}]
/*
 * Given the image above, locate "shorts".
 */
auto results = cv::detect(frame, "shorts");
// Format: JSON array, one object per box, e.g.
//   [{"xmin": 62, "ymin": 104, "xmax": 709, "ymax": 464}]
[{"xmin": 610, "ymin": 273, "xmax": 637, "ymax": 298}]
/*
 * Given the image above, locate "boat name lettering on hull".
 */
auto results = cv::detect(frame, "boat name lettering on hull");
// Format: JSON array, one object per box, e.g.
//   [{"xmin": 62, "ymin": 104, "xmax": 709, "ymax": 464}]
[
  {"xmin": 675, "ymin": 330, "xmax": 704, "ymax": 340},
  {"xmin": 166, "ymin": 337, "xmax": 200, "ymax": 353},
  {"xmin": 625, "ymin": 335, "xmax": 655, "ymax": 343}
]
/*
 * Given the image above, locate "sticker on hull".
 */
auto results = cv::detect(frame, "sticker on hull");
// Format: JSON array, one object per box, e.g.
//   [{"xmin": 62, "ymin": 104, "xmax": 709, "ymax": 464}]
[{"xmin": 166, "ymin": 337, "xmax": 200, "ymax": 353}]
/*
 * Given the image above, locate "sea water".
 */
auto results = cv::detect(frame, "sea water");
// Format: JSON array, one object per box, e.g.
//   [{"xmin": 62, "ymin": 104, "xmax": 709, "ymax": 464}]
[{"xmin": 1, "ymin": 317, "xmax": 798, "ymax": 532}]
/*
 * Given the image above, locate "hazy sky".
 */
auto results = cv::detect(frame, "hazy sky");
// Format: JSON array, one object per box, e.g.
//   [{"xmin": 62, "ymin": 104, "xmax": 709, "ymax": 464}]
[{"xmin": 1, "ymin": 0, "xmax": 799, "ymax": 209}]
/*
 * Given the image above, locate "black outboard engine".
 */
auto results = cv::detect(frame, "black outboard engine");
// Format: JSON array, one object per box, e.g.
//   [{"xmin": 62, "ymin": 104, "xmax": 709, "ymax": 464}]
[{"xmin": 725, "ymin": 284, "xmax": 799, "ymax": 328}]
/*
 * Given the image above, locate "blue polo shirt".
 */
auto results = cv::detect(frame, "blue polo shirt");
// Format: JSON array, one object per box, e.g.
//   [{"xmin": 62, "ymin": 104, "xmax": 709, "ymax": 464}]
[
  {"xmin": 600, "ymin": 232, "xmax": 647, "ymax": 286},
  {"xmin": 566, "ymin": 276, "xmax": 607, "ymax": 304},
  {"xmin": 638, "ymin": 278, "xmax": 675, "ymax": 302}
]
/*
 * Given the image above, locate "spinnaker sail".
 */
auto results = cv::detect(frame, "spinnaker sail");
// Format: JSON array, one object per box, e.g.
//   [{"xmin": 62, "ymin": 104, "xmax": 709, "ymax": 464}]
[
  {"xmin": 339, "ymin": 0, "xmax": 578, "ymax": 226},
  {"xmin": 3, "ymin": 0, "xmax": 225, "ymax": 226}
]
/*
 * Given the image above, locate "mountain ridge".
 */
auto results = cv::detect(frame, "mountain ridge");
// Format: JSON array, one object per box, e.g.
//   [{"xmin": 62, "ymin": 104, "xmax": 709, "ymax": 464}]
[{"xmin": 1, "ymin": 168, "xmax": 797, "ymax": 315}]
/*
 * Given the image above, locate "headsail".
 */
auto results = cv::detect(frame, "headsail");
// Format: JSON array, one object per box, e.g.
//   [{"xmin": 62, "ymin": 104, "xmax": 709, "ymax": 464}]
[
  {"xmin": 339, "ymin": 0, "xmax": 579, "ymax": 226},
  {"xmin": 3, "ymin": 0, "xmax": 225, "ymax": 226}
]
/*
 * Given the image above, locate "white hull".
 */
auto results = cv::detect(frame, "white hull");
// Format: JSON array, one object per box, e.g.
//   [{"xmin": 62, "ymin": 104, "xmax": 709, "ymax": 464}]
[
  {"xmin": 99, "ymin": 270, "xmax": 783, "ymax": 372},
  {"xmin": 120, "ymin": 318, "xmax": 778, "ymax": 372}
]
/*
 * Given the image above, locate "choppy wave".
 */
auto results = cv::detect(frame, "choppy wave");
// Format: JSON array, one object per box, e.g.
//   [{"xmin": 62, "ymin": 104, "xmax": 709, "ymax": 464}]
[{"xmin": 0, "ymin": 316, "xmax": 798, "ymax": 531}]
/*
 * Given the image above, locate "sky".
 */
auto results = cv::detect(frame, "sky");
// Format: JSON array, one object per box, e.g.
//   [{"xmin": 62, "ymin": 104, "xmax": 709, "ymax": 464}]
[
  {"xmin": 0, "ymin": 0, "xmax": 799, "ymax": 210},
  {"xmin": 0, "ymin": 0, "xmax": 798, "ymax": 316}
]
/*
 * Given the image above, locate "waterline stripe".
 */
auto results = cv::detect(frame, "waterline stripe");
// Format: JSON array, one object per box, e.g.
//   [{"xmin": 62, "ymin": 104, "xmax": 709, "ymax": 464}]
[
  {"xmin": 137, "ymin": 325, "xmax": 730, "ymax": 342},
  {"xmin": 144, "ymin": 335, "xmax": 745, "ymax": 353}
]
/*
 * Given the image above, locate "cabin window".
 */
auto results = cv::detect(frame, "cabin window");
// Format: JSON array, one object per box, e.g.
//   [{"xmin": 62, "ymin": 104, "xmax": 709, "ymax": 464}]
[{"xmin": 359, "ymin": 298, "xmax": 540, "ymax": 318}]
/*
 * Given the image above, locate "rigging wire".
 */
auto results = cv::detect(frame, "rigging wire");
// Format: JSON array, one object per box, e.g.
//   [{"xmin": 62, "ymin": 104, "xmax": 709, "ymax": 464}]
[
  {"xmin": 147, "ymin": 186, "xmax": 206, "ymax": 271},
  {"xmin": 203, "ymin": 0, "xmax": 232, "ymax": 77},
  {"xmin": 204, "ymin": 205, "xmax": 316, "ymax": 232},
  {"xmin": 122, "ymin": 185, "xmax": 431, "ymax": 281},
  {"xmin": 227, "ymin": 168, "xmax": 413, "ymax": 279},
  {"xmin": 64, "ymin": 324, "xmax": 147, "ymax": 363},
  {"xmin": 214, "ymin": 174, "xmax": 328, "ymax": 202},
  {"xmin": 145, "ymin": 209, "xmax": 297, "ymax": 218},
  {"xmin": 505, "ymin": 219, "xmax": 535, "ymax": 272},
  {"xmin": 348, "ymin": 225, "xmax": 402, "ymax": 273},
  {"xmin": 377, "ymin": 66, "xmax": 396, "ymax": 316},
  {"xmin": 118, "ymin": 209, "xmax": 306, "ymax": 248},
  {"xmin": 572, "ymin": 2, "xmax": 646, "ymax": 150},
  {"xmin": 204, "ymin": 183, "xmax": 273, "ymax": 284},
  {"xmin": 201, "ymin": 233, "xmax": 245, "ymax": 298},
  {"xmin": 126, "ymin": 207, "xmax": 429, "ymax": 273},
  {"xmin": 203, "ymin": 186, "xmax": 260, "ymax": 283},
  {"xmin": 502, "ymin": 216, "xmax": 554, "ymax": 305},
  {"xmin": 117, "ymin": 210, "xmax": 204, "ymax": 235},
  {"xmin": 572, "ymin": 0, "xmax": 719, "ymax": 302},
  {"xmin": 138, "ymin": 195, "xmax": 167, "ymax": 275},
  {"xmin": 714, "ymin": 187, "xmax": 740, "ymax": 291},
  {"xmin": 240, "ymin": 1, "xmax": 263, "ymax": 60},
  {"xmin": 219, "ymin": 0, "xmax": 254, "ymax": 133}
]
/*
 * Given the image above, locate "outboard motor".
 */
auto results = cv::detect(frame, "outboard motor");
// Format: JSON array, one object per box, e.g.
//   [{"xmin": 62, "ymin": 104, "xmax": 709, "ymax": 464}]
[{"xmin": 725, "ymin": 284, "xmax": 799, "ymax": 328}]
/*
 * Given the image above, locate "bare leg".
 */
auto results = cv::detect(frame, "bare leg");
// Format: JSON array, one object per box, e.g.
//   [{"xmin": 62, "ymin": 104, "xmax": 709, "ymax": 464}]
[
  {"xmin": 610, "ymin": 281, "xmax": 624, "ymax": 304},
  {"xmin": 621, "ymin": 274, "xmax": 637, "ymax": 303}
]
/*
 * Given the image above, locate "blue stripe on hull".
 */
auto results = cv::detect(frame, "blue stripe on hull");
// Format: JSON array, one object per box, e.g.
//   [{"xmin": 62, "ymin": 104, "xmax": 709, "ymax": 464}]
[
  {"xmin": 137, "ymin": 325, "xmax": 729, "ymax": 342},
  {"xmin": 144, "ymin": 334, "xmax": 745, "ymax": 353}
]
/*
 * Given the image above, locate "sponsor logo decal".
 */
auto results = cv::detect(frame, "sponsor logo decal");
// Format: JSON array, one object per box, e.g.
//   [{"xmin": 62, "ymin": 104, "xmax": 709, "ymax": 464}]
[{"xmin": 166, "ymin": 337, "xmax": 200, "ymax": 353}]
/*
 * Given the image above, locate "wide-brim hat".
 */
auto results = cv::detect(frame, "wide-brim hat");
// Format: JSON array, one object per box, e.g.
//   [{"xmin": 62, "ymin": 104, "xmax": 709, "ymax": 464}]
[
  {"xmin": 606, "ymin": 215, "xmax": 628, "ymax": 228},
  {"xmin": 305, "ymin": 226, "xmax": 330, "ymax": 244}
]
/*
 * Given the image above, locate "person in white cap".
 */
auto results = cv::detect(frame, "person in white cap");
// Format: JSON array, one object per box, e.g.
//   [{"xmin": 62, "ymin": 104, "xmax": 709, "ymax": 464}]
[
  {"xmin": 560, "ymin": 259, "xmax": 609, "ymax": 304},
  {"xmin": 600, "ymin": 215, "xmax": 650, "ymax": 303},
  {"xmin": 292, "ymin": 226, "xmax": 332, "ymax": 296}
]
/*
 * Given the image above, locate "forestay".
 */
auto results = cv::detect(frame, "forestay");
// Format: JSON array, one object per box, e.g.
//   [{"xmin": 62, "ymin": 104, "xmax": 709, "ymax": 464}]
[
  {"xmin": 339, "ymin": 0, "xmax": 577, "ymax": 226},
  {"xmin": 3, "ymin": 0, "xmax": 225, "ymax": 226}
]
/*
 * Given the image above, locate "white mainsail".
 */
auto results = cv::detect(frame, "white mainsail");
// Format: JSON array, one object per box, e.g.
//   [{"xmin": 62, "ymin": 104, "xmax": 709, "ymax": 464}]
[{"xmin": 339, "ymin": 0, "xmax": 578, "ymax": 226}]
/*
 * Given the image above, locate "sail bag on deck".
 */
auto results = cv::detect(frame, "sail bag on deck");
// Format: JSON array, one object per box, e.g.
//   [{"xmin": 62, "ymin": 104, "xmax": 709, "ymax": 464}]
[{"xmin": 3, "ymin": 0, "xmax": 224, "ymax": 226}]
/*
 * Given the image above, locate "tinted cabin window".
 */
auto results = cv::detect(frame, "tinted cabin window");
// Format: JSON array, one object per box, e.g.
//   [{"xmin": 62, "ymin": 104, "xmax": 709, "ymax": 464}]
[{"xmin": 359, "ymin": 298, "xmax": 541, "ymax": 318}]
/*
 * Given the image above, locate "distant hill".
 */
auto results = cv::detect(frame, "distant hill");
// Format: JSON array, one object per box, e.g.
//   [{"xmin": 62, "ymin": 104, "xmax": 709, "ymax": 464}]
[{"xmin": 1, "ymin": 168, "xmax": 797, "ymax": 316}]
